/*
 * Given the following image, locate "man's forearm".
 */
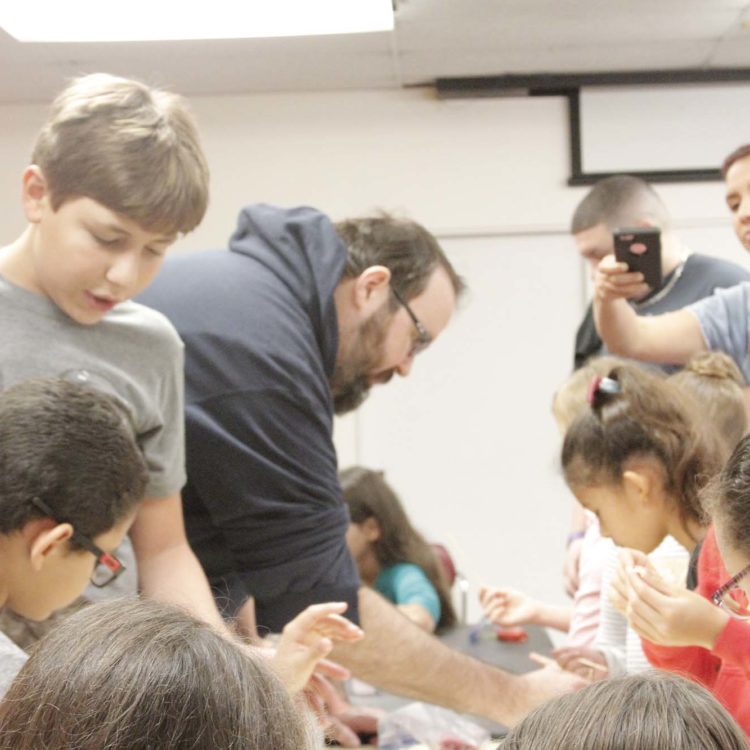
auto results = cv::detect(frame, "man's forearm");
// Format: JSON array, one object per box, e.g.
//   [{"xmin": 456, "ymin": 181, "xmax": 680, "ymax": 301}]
[
  {"xmin": 331, "ymin": 588, "xmax": 528, "ymax": 725},
  {"xmin": 137, "ymin": 541, "xmax": 230, "ymax": 634}
]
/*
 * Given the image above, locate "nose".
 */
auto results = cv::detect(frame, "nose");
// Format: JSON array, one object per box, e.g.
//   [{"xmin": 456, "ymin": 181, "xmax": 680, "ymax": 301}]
[
  {"xmin": 739, "ymin": 197, "xmax": 750, "ymax": 223},
  {"xmin": 105, "ymin": 250, "xmax": 140, "ymax": 291}
]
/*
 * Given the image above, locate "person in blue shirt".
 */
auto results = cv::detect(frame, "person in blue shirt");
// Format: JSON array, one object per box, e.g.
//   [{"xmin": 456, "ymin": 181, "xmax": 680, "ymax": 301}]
[{"xmin": 341, "ymin": 466, "xmax": 456, "ymax": 633}]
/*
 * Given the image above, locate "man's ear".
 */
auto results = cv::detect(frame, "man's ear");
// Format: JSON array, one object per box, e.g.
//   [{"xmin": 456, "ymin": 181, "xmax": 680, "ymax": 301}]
[
  {"xmin": 352, "ymin": 265, "xmax": 391, "ymax": 313},
  {"xmin": 21, "ymin": 165, "xmax": 50, "ymax": 224},
  {"xmin": 28, "ymin": 522, "xmax": 74, "ymax": 572}
]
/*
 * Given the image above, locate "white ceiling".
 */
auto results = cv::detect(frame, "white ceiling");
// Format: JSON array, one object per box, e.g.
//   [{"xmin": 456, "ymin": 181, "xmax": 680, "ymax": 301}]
[{"xmin": 2, "ymin": 0, "xmax": 750, "ymax": 103}]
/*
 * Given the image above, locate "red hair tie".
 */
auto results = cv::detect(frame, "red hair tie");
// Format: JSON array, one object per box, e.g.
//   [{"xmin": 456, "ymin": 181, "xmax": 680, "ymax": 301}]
[
  {"xmin": 587, "ymin": 375, "xmax": 602, "ymax": 405},
  {"xmin": 587, "ymin": 374, "xmax": 621, "ymax": 405}
]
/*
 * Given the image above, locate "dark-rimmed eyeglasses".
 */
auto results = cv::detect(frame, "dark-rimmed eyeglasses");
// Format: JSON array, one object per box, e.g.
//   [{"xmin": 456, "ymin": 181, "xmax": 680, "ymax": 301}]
[
  {"xmin": 30, "ymin": 497, "xmax": 125, "ymax": 588},
  {"xmin": 712, "ymin": 563, "xmax": 750, "ymax": 620},
  {"xmin": 391, "ymin": 287, "xmax": 432, "ymax": 358}
]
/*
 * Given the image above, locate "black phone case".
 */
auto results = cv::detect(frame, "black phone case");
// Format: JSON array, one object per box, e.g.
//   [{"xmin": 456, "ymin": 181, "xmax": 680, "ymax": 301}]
[{"xmin": 613, "ymin": 227, "xmax": 662, "ymax": 289}]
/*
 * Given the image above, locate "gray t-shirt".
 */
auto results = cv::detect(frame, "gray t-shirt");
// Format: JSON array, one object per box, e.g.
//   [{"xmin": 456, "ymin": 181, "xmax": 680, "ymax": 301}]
[
  {"xmin": 0, "ymin": 275, "xmax": 186, "ymax": 498},
  {"xmin": 0, "ymin": 630, "xmax": 26, "ymax": 698},
  {"xmin": 688, "ymin": 281, "xmax": 750, "ymax": 382}
]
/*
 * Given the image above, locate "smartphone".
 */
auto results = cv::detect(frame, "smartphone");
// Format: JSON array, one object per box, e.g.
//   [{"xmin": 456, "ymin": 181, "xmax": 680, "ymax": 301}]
[{"xmin": 613, "ymin": 226, "xmax": 662, "ymax": 289}]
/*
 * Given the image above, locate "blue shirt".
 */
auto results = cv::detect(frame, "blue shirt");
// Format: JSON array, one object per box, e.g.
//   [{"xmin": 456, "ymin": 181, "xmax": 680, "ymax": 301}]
[
  {"xmin": 688, "ymin": 281, "xmax": 750, "ymax": 383},
  {"xmin": 375, "ymin": 562, "xmax": 441, "ymax": 623}
]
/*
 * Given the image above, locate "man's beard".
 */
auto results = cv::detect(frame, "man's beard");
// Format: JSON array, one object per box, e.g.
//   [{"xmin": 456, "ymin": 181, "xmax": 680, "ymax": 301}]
[{"xmin": 330, "ymin": 306, "xmax": 391, "ymax": 415}]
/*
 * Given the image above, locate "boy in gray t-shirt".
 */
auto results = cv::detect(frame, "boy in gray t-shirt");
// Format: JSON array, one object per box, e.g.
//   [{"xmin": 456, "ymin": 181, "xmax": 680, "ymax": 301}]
[{"xmin": 0, "ymin": 73, "xmax": 233, "ymax": 637}]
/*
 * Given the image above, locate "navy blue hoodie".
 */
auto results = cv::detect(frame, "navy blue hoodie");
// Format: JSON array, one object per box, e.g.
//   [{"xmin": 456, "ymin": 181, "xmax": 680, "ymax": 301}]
[{"xmin": 139, "ymin": 204, "xmax": 359, "ymax": 629}]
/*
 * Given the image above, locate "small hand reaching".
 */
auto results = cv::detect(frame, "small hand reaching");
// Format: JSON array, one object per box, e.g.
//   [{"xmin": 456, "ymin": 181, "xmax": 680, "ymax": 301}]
[
  {"xmin": 272, "ymin": 601, "xmax": 363, "ymax": 694},
  {"xmin": 551, "ymin": 645, "xmax": 608, "ymax": 681},
  {"xmin": 479, "ymin": 585, "xmax": 540, "ymax": 627}
]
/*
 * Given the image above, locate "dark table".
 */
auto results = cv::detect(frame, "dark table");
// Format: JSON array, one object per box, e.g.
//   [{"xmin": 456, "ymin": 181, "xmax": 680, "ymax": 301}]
[{"xmin": 346, "ymin": 622, "xmax": 554, "ymax": 738}]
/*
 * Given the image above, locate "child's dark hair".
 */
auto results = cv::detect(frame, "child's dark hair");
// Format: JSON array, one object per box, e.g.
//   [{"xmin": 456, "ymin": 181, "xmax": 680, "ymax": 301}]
[
  {"xmin": 707, "ymin": 434, "xmax": 750, "ymax": 557},
  {"xmin": 502, "ymin": 671, "xmax": 749, "ymax": 750},
  {"xmin": 0, "ymin": 598, "xmax": 317, "ymax": 750},
  {"xmin": 0, "ymin": 378, "xmax": 147, "ymax": 539},
  {"xmin": 340, "ymin": 466, "xmax": 457, "ymax": 630},
  {"xmin": 562, "ymin": 364, "xmax": 723, "ymax": 540}
]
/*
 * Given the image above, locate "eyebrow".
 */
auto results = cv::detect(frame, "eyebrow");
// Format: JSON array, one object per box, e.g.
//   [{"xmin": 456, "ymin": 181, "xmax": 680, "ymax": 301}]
[{"xmin": 92, "ymin": 222, "xmax": 174, "ymax": 245}]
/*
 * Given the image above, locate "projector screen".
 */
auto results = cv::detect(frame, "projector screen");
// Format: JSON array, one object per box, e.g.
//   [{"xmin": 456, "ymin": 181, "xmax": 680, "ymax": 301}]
[{"xmin": 580, "ymin": 82, "xmax": 750, "ymax": 174}]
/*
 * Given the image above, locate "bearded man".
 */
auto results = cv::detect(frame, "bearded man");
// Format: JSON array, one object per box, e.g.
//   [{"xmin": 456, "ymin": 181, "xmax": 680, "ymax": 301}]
[{"xmin": 140, "ymin": 204, "xmax": 579, "ymax": 729}]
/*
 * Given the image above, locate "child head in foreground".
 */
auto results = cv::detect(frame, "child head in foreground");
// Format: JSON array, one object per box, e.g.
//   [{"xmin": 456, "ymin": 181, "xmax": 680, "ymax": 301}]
[
  {"xmin": 0, "ymin": 598, "xmax": 318, "ymax": 750},
  {"xmin": 0, "ymin": 378, "xmax": 147, "ymax": 621},
  {"xmin": 502, "ymin": 670, "xmax": 748, "ymax": 749},
  {"xmin": 1, "ymin": 72, "xmax": 209, "ymax": 325}
]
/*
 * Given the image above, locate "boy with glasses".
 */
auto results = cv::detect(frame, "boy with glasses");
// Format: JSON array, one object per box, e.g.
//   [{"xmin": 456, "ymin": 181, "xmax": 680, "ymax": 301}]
[{"xmin": 0, "ymin": 378, "xmax": 148, "ymax": 696}]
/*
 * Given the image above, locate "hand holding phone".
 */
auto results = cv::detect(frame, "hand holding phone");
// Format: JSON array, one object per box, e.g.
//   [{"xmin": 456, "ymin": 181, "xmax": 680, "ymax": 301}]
[{"xmin": 613, "ymin": 226, "xmax": 662, "ymax": 289}]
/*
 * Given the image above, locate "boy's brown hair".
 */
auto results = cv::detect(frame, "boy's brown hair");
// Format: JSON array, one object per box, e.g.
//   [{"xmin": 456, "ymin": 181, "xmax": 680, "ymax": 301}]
[{"xmin": 32, "ymin": 73, "xmax": 209, "ymax": 236}]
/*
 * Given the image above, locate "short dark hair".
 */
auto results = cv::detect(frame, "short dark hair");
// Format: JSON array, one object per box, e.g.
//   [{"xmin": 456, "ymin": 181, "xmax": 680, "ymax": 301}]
[
  {"xmin": 722, "ymin": 144, "xmax": 750, "ymax": 178},
  {"xmin": 0, "ymin": 379, "xmax": 147, "ymax": 539},
  {"xmin": 503, "ymin": 671, "xmax": 750, "ymax": 750},
  {"xmin": 0, "ymin": 598, "xmax": 318, "ymax": 750},
  {"xmin": 335, "ymin": 213, "xmax": 466, "ymax": 305},
  {"xmin": 571, "ymin": 175, "xmax": 669, "ymax": 234}
]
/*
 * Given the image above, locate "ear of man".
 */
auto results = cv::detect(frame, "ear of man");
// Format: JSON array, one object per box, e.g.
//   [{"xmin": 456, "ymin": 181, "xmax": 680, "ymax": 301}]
[{"xmin": 352, "ymin": 265, "xmax": 391, "ymax": 315}]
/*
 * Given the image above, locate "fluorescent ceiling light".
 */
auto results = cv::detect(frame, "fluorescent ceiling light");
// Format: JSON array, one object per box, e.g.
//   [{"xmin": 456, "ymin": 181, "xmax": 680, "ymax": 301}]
[{"xmin": 0, "ymin": 0, "xmax": 394, "ymax": 42}]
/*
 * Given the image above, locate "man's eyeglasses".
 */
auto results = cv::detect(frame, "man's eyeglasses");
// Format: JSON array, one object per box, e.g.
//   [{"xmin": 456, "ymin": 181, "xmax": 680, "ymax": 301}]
[
  {"xmin": 30, "ymin": 497, "xmax": 125, "ymax": 588},
  {"xmin": 391, "ymin": 287, "xmax": 432, "ymax": 358},
  {"xmin": 712, "ymin": 562, "xmax": 750, "ymax": 620}
]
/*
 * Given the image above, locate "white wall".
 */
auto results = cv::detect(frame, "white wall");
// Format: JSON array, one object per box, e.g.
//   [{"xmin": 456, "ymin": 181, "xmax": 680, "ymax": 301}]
[{"xmin": 1, "ymin": 87, "xmax": 747, "ymax": 623}]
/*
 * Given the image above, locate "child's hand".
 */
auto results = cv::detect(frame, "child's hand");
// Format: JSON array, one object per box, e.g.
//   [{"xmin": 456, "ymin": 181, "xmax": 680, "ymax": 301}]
[
  {"xmin": 594, "ymin": 255, "xmax": 650, "ymax": 302},
  {"xmin": 479, "ymin": 585, "xmax": 539, "ymax": 627},
  {"xmin": 609, "ymin": 548, "xmax": 653, "ymax": 615},
  {"xmin": 303, "ymin": 673, "xmax": 384, "ymax": 747},
  {"xmin": 272, "ymin": 602, "xmax": 363, "ymax": 694},
  {"xmin": 551, "ymin": 645, "xmax": 608, "ymax": 681},
  {"xmin": 622, "ymin": 565, "xmax": 729, "ymax": 650}
]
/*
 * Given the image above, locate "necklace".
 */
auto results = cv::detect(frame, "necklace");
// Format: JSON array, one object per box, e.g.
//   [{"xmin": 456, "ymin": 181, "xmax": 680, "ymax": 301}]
[{"xmin": 632, "ymin": 252, "xmax": 690, "ymax": 311}]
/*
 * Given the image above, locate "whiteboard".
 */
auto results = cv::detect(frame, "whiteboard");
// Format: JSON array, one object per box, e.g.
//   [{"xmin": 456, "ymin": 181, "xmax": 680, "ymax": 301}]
[{"xmin": 580, "ymin": 82, "xmax": 750, "ymax": 174}]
